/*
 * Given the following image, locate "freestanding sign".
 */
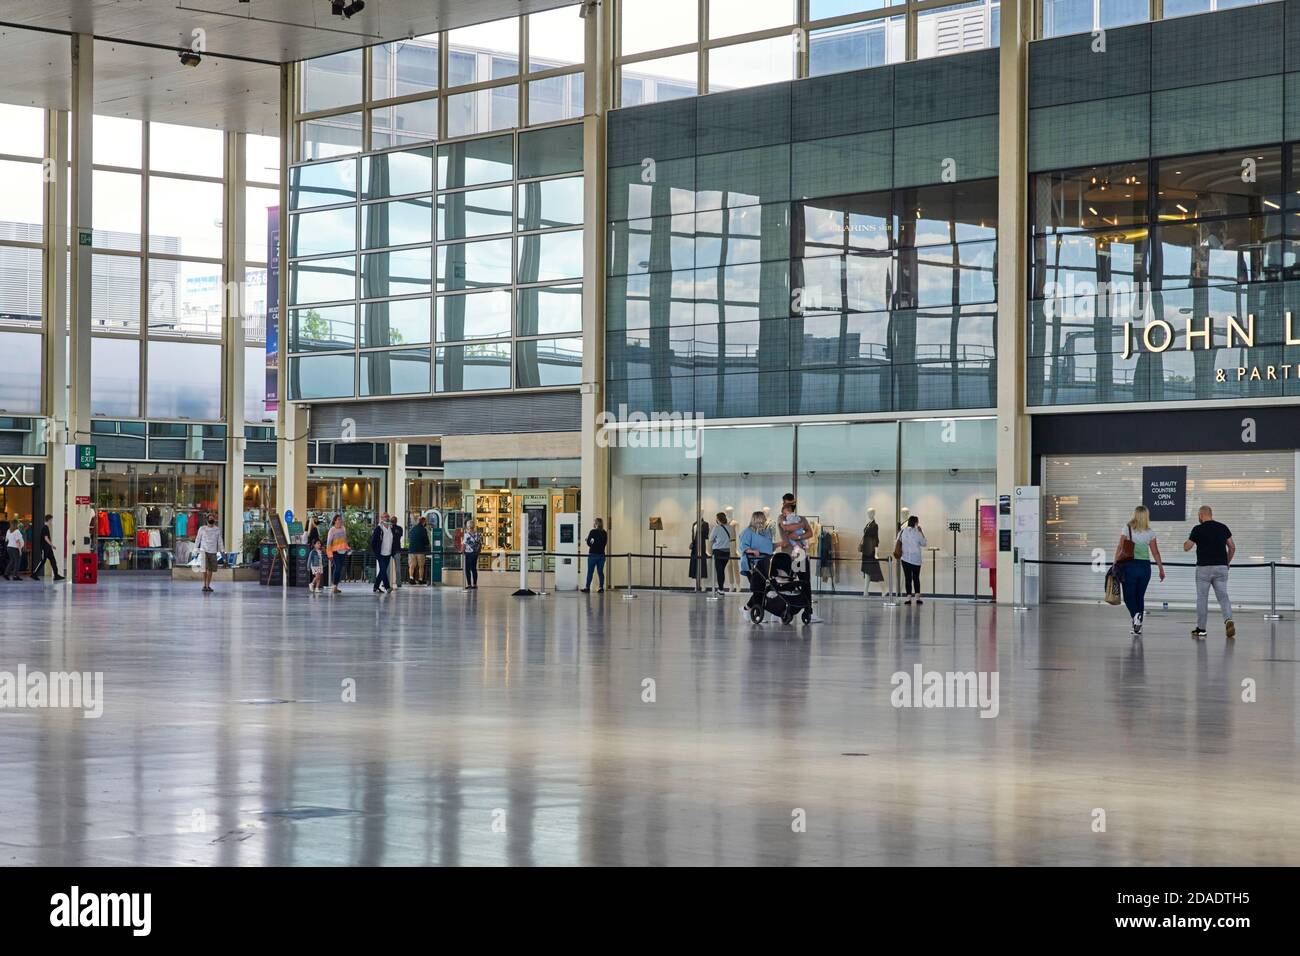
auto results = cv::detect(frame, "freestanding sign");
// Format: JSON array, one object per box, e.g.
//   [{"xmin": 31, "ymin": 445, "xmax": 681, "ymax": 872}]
[{"xmin": 1142, "ymin": 466, "xmax": 1187, "ymax": 522}]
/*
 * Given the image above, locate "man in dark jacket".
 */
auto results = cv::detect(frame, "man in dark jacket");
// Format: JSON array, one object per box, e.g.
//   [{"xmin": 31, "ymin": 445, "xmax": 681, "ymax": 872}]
[
  {"xmin": 407, "ymin": 516, "xmax": 431, "ymax": 585},
  {"xmin": 31, "ymin": 515, "xmax": 65, "ymax": 581},
  {"xmin": 369, "ymin": 513, "xmax": 402, "ymax": 594},
  {"xmin": 581, "ymin": 518, "xmax": 608, "ymax": 593}
]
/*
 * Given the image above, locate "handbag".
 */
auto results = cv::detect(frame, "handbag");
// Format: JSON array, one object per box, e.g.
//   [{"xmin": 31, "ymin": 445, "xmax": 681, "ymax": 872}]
[
  {"xmin": 892, "ymin": 533, "xmax": 903, "ymax": 560},
  {"xmin": 1104, "ymin": 565, "xmax": 1123, "ymax": 605},
  {"xmin": 1116, "ymin": 525, "xmax": 1135, "ymax": 564}
]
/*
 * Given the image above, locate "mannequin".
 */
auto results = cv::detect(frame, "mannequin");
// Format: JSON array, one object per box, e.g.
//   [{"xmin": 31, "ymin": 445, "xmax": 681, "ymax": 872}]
[
  {"xmin": 727, "ymin": 511, "xmax": 742, "ymax": 592},
  {"xmin": 860, "ymin": 507, "xmax": 884, "ymax": 596}
]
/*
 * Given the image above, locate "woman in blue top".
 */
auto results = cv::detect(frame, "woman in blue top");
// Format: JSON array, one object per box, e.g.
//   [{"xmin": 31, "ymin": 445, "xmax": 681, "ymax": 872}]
[{"xmin": 739, "ymin": 511, "xmax": 774, "ymax": 611}]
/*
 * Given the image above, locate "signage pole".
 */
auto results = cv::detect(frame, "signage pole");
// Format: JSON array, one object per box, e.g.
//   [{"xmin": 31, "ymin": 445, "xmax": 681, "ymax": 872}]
[{"xmin": 513, "ymin": 524, "xmax": 535, "ymax": 597}]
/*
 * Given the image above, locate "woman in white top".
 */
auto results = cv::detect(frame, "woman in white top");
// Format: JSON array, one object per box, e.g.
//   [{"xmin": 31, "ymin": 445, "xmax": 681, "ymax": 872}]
[
  {"xmin": 1114, "ymin": 504, "xmax": 1165, "ymax": 636},
  {"xmin": 709, "ymin": 512, "xmax": 732, "ymax": 594},
  {"xmin": 896, "ymin": 515, "xmax": 927, "ymax": 604}
]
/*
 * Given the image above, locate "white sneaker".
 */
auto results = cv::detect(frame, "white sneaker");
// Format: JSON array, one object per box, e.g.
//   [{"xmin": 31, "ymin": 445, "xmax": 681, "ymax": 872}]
[{"xmin": 807, "ymin": 613, "xmax": 824, "ymax": 624}]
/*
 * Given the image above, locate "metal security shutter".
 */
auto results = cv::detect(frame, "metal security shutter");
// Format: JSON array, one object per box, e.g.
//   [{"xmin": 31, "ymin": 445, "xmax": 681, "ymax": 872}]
[{"xmin": 1042, "ymin": 452, "xmax": 1296, "ymax": 609}]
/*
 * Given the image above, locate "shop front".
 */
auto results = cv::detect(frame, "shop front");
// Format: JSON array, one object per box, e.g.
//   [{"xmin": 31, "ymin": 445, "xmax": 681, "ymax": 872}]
[
  {"xmin": 242, "ymin": 466, "xmax": 278, "ymax": 537},
  {"xmin": 304, "ymin": 468, "xmax": 384, "ymax": 527},
  {"xmin": 1034, "ymin": 407, "xmax": 1300, "ymax": 609},
  {"xmin": 609, "ymin": 418, "xmax": 996, "ymax": 595},
  {"xmin": 92, "ymin": 462, "xmax": 222, "ymax": 572},
  {"xmin": 0, "ymin": 461, "xmax": 44, "ymax": 575}
]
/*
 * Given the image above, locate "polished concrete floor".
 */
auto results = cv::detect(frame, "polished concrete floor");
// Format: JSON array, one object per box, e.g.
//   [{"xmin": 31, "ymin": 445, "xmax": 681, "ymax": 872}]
[{"xmin": 1, "ymin": 577, "xmax": 1297, "ymax": 866}]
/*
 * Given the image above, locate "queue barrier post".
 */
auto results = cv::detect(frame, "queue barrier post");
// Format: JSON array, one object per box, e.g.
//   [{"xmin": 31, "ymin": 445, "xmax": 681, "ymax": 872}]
[
  {"xmin": 882, "ymin": 556, "xmax": 899, "ymax": 608},
  {"xmin": 623, "ymin": 552, "xmax": 637, "ymax": 600},
  {"xmin": 1265, "ymin": 561, "xmax": 1282, "ymax": 620},
  {"xmin": 1013, "ymin": 552, "xmax": 1029, "ymax": 612}
]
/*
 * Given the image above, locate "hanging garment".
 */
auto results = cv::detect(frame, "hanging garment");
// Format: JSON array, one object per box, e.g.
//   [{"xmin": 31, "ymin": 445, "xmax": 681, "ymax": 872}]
[
  {"xmin": 107, "ymin": 511, "xmax": 124, "ymax": 539},
  {"xmin": 97, "ymin": 511, "xmax": 110, "ymax": 537},
  {"xmin": 818, "ymin": 529, "xmax": 834, "ymax": 581},
  {"xmin": 187, "ymin": 511, "xmax": 200, "ymax": 537},
  {"xmin": 146, "ymin": 507, "xmax": 161, "ymax": 527},
  {"xmin": 861, "ymin": 520, "xmax": 884, "ymax": 582},
  {"xmin": 688, "ymin": 522, "xmax": 701, "ymax": 580},
  {"xmin": 148, "ymin": 529, "xmax": 162, "ymax": 548},
  {"xmin": 175, "ymin": 513, "xmax": 189, "ymax": 538},
  {"xmin": 121, "ymin": 511, "xmax": 135, "ymax": 537},
  {"xmin": 136, "ymin": 530, "xmax": 151, "ymax": 548}
]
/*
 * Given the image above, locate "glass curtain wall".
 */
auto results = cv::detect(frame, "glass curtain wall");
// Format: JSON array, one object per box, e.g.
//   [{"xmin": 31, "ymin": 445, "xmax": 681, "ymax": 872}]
[
  {"xmin": 0, "ymin": 104, "xmax": 46, "ymax": 416},
  {"xmin": 1039, "ymin": 0, "xmax": 1281, "ymax": 38},
  {"xmin": 617, "ymin": 0, "xmax": 1002, "ymax": 103},
  {"xmin": 610, "ymin": 417, "xmax": 994, "ymax": 591}
]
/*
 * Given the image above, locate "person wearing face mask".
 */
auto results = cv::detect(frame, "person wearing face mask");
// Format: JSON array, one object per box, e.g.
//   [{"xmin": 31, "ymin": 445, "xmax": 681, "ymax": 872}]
[{"xmin": 369, "ymin": 513, "xmax": 402, "ymax": 595}]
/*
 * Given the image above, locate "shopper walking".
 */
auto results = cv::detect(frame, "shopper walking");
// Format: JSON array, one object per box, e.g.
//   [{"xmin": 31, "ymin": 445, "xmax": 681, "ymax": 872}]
[
  {"xmin": 5, "ymin": 521, "xmax": 24, "ymax": 581},
  {"xmin": 1184, "ymin": 505, "xmax": 1235, "ymax": 639},
  {"xmin": 739, "ymin": 510, "xmax": 774, "ymax": 612},
  {"xmin": 370, "ymin": 513, "xmax": 400, "ymax": 594},
  {"xmin": 30, "ymin": 515, "xmax": 65, "ymax": 581},
  {"xmin": 709, "ymin": 512, "xmax": 732, "ymax": 594},
  {"xmin": 462, "ymin": 521, "xmax": 483, "ymax": 590},
  {"xmin": 896, "ymin": 515, "xmax": 927, "ymax": 605},
  {"xmin": 582, "ymin": 517, "xmax": 607, "ymax": 592},
  {"xmin": 1115, "ymin": 505, "xmax": 1165, "ymax": 636},
  {"xmin": 195, "ymin": 513, "xmax": 224, "ymax": 593},
  {"xmin": 407, "ymin": 516, "xmax": 431, "ymax": 585},
  {"xmin": 303, "ymin": 515, "xmax": 321, "ymax": 548},
  {"xmin": 326, "ymin": 514, "xmax": 349, "ymax": 593},
  {"xmin": 391, "ymin": 516, "xmax": 405, "ymax": 589}
]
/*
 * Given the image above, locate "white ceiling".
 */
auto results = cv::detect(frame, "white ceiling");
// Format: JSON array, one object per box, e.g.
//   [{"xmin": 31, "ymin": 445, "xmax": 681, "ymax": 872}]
[{"xmin": 0, "ymin": 0, "xmax": 584, "ymax": 133}]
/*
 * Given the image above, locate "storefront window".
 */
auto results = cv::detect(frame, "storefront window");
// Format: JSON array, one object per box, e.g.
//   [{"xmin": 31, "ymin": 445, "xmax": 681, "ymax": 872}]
[
  {"xmin": 898, "ymin": 418, "xmax": 995, "ymax": 596},
  {"xmin": 91, "ymin": 462, "xmax": 223, "ymax": 571}
]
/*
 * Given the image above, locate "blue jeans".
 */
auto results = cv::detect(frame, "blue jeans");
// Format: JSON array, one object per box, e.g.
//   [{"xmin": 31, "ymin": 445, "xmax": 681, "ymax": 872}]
[
  {"xmin": 585, "ymin": 555, "xmax": 605, "ymax": 589},
  {"xmin": 374, "ymin": 554, "xmax": 392, "ymax": 591},
  {"xmin": 1121, "ymin": 560, "xmax": 1151, "ymax": 619},
  {"xmin": 330, "ymin": 552, "xmax": 345, "ymax": 587}
]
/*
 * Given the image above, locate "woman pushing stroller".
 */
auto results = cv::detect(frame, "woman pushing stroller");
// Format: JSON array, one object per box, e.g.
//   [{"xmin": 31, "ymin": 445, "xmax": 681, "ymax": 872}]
[{"xmin": 739, "ymin": 511, "xmax": 774, "ymax": 612}]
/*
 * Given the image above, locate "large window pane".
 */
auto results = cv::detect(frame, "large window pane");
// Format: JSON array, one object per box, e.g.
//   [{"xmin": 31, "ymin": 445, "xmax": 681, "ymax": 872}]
[
  {"xmin": 518, "ymin": 123, "xmax": 584, "ymax": 178},
  {"xmin": 302, "ymin": 49, "xmax": 364, "ymax": 113},
  {"xmin": 896, "ymin": 180, "xmax": 999, "ymax": 246},
  {"xmin": 149, "ymin": 177, "xmax": 223, "ymax": 258},
  {"xmin": 244, "ymin": 266, "xmax": 270, "ymax": 343},
  {"xmin": 91, "ymin": 337, "xmax": 140, "ymax": 417},
  {"xmin": 0, "ymin": 247, "xmax": 42, "ymax": 324},
  {"xmin": 289, "ymin": 206, "xmax": 357, "ymax": 258},
  {"xmin": 517, "ymin": 229, "xmax": 583, "ymax": 282},
  {"xmin": 438, "ymin": 289, "xmax": 513, "ymax": 341},
  {"xmin": 619, "ymin": 53, "xmax": 698, "ymax": 105},
  {"xmin": 708, "ymin": 36, "xmax": 797, "ymax": 93},
  {"xmin": 529, "ymin": 7, "xmax": 584, "ymax": 71},
  {"xmin": 0, "ymin": 331, "xmax": 42, "ymax": 413},
  {"xmin": 438, "ymin": 134, "xmax": 514, "ymax": 189},
  {"xmin": 518, "ymin": 176, "xmax": 583, "ymax": 230},
  {"xmin": 448, "ymin": 19, "xmax": 520, "ymax": 86},
  {"xmin": 436, "ymin": 342, "xmax": 512, "ymax": 391},
  {"xmin": 147, "ymin": 258, "xmax": 224, "ymax": 337},
  {"xmin": 528, "ymin": 73, "xmax": 586, "ymax": 124},
  {"xmin": 363, "ymin": 147, "xmax": 435, "ymax": 199},
  {"xmin": 246, "ymin": 134, "xmax": 280, "ymax": 184},
  {"xmin": 92, "ymin": 254, "xmax": 140, "ymax": 331},
  {"xmin": 147, "ymin": 340, "xmax": 222, "ymax": 420},
  {"xmin": 1042, "ymin": 0, "xmax": 1094, "ymax": 36},
  {"xmin": 810, "ymin": 17, "xmax": 906, "ymax": 75},
  {"xmin": 245, "ymin": 346, "xmax": 275, "ymax": 424},
  {"xmin": 361, "ymin": 348, "xmax": 431, "ymax": 396},
  {"xmin": 447, "ymin": 86, "xmax": 519, "ymax": 138},
  {"xmin": 362, "ymin": 248, "xmax": 434, "ymax": 298},
  {"xmin": 517, "ymin": 283, "xmax": 582, "ymax": 336},
  {"xmin": 622, "ymin": 0, "xmax": 697, "ymax": 56},
  {"xmin": 301, "ymin": 113, "xmax": 364, "ymax": 161},
  {"xmin": 710, "ymin": 0, "xmax": 796, "ymax": 39},
  {"xmin": 0, "ymin": 105, "xmax": 45, "ymax": 159},
  {"xmin": 438, "ymin": 185, "xmax": 514, "ymax": 240},
  {"xmin": 289, "ymin": 304, "xmax": 356, "ymax": 352},
  {"xmin": 289, "ymin": 255, "xmax": 357, "ymax": 305},
  {"xmin": 362, "ymin": 297, "xmax": 432, "ymax": 347},
  {"xmin": 290, "ymin": 158, "xmax": 358, "ymax": 210},
  {"xmin": 94, "ymin": 115, "xmax": 141, "ymax": 168},
  {"xmin": 373, "ymin": 36, "xmax": 440, "ymax": 99},
  {"xmin": 438, "ymin": 237, "xmax": 514, "ymax": 291},
  {"xmin": 0, "ymin": 160, "xmax": 45, "ymax": 240},
  {"xmin": 517, "ymin": 336, "xmax": 582, "ymax": 387},
  {"xmin": 370, "ymin": 98, "xmax": 439, "ymax": 150},
  {"xmin": 290, "ymin": 353, "xmax": 354, "ymax": 400},
  {"xmin": 245, "ymin": 186, "xmax": 279, "ymax": 263},
  {"xmin": 150, "ymin": 122, "xmax": 223, "ymax": 177},
  {"xmin": 1156, "ymin": 147, "xmax": 1283, "ymax": 222},
  {"xmin": 1032, "ymin": 162, "xmax": 1148, "ymax": 234},
  {"xmin": 363, "ymin": 198, "xmax": 433, "ymax": 248},
  {"xmin": 1100, "ymin": 0, "xmax": 1147, "ymax": 29}
]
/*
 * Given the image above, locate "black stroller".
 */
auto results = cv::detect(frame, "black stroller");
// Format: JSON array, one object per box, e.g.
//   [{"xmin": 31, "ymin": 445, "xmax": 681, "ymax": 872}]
[{"xmin": 747, "ymin": 551, "xmax": 812, "ymax": 625}]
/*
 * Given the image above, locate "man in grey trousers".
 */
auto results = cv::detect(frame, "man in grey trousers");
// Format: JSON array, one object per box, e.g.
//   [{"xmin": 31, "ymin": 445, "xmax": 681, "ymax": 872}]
[{"xmin": 1184, "ymin": 505, "xmax": 1235, "ymax": 640}]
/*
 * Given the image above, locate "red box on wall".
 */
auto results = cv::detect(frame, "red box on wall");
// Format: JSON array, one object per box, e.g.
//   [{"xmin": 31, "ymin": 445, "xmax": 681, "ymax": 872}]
[{"xmin": 73, "ymin": 552, "xmax": 97, "ymax": 585}]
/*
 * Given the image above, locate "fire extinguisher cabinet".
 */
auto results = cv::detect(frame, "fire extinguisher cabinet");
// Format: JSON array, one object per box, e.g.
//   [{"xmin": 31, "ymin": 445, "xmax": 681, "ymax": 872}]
[{"xmin": 74, "ymin": 552, "xmax": 98, "ymax": 584}]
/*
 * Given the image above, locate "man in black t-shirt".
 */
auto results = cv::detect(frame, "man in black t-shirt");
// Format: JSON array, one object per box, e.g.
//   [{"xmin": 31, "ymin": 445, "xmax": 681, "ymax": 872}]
[
  {"xmin": 582, "ymin": 518, "xmax": 608, "ymax": 593},
  {"xmin": 1184, "ymin": 505, "xmax": 1235, "ymax": 639}
]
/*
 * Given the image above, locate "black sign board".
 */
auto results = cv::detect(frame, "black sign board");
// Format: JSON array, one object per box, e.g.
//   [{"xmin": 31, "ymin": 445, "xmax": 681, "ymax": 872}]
[{"xmin": 1142, "ymin": 466, "xmax": 1187, "ymax": 522}]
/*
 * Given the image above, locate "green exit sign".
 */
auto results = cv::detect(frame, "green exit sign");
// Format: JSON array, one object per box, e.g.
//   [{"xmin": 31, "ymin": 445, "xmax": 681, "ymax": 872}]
[
  {"xmin": 78, "ymin": 230, "xmax": 92, "ymax": 246},
  {"xmin": 77, "ymin": 444, "xmax": 96, "ymax": 469}
]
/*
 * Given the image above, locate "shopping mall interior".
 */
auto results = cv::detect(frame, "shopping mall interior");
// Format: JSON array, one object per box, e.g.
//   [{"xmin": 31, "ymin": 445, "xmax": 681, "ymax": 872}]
[{"xmin": 2, "ymin": 0, "xmax": 1300, "ymax": 873}]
